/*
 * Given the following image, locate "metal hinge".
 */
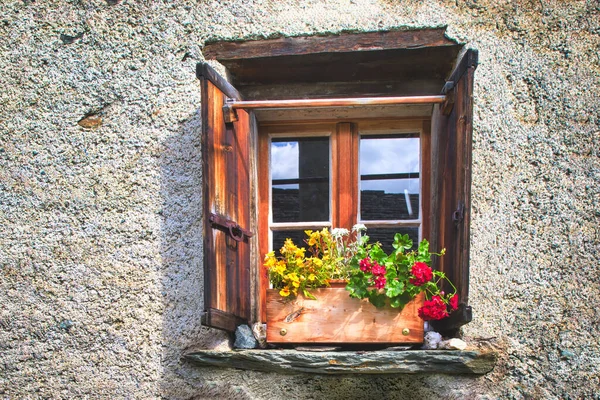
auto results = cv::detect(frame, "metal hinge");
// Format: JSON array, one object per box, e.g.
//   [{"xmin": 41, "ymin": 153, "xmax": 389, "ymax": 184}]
[
  {"xmin": 209, "ymin": 213, "xmax": 253, "ymax": 242},
  {"xmin": 441, "ymin": 81, "xmax": 455, "ymax": 116},
  {"xmin": 222, "ymin": 98, "xmax": 238, "ymax": 123}
]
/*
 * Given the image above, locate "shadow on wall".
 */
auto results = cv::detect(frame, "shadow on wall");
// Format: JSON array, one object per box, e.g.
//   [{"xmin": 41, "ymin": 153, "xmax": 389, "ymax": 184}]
[{"xmin": 158, "ymin": 109, "xmax": 232, "ymax": 397}]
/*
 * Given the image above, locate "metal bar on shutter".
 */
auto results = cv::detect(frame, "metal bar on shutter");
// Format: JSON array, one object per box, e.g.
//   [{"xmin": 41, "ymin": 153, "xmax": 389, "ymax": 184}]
[{"xmin": 209, "ymin": 213, "xmax": 254, "ymax": 242}]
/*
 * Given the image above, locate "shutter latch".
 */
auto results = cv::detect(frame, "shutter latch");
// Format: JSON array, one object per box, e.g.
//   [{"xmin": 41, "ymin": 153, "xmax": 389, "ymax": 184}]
[
  {"xmin": 209, "ymin": 213, "xmax": 253, "ymax": 242},
  {"xmin": 452, "ymin": 201, "xmax": 465, "ymax": 224}
]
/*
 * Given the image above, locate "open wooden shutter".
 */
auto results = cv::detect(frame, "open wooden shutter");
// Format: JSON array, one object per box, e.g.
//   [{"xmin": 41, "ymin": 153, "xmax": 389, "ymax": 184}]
[
  {"xmin": 430, "ymin": 49, "xmax": 478, "ymax": 332},
  {"xmin": 198, "ymin": 62, "xmax": 253, "ymax": 332}
]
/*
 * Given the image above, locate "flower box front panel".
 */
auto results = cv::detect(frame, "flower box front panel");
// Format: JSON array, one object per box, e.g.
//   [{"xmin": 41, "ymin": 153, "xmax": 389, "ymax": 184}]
[{"xmin": 266, "ymin": 289, "xmax": 424, "ymax": 344}]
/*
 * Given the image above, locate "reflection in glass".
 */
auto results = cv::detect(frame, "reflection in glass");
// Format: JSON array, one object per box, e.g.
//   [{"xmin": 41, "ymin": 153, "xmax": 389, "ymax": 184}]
[
  {"xmin": 365, "ymin": 227, "xmax": 419, "ymax": 254},
  {"xmin": 271, "ymin": 137, "xmax": 329, "ymax": 222},
  {"xmin": 360, "ymin": 135, "xmax": 420, "ymax": 220}
]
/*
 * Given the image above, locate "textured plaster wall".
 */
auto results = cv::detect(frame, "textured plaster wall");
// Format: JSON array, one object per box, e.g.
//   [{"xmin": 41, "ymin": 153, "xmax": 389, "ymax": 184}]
[{"xmin": 1, "ymin": 0, "xmax": 599, "ymax": 399}]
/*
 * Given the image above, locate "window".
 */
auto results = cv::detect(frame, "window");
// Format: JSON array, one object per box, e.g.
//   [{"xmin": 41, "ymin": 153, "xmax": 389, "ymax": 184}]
[
  {"xmin": 198, "ymin": 29, "xmax": 477, "ymax": 334},
  {"xmin": 259, "ymin": 120, "xmax": 429, "ymax": 259}
]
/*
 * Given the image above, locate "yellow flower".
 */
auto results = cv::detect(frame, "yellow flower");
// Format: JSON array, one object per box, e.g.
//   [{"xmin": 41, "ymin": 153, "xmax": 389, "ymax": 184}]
[
  {"xmin": 307, "ymin": 230, "xmax": 320, "ymax": 246},
  {"xmin": 308, "ymin": 274, "xmax": 316, "ymax": 281},
  {"xmin": 274, "ymin": 261, "xmax": 286, "ymax": 276},
  {"xmin": 281, "ymin": 238, "xmax": 298, "ymax": 255},
  {"xmin": 264, "ymin": 255, "xmax": 276, "ymax": 268},
  {"xmin": 285, "ymin": 272, "xmax": 301, "ymax": 288},
  {"xmin": 279, "ymin": 287, "xmax": 291, "ymax": 297},
  {"xmin": 294, "ymin": 247, "xmax": 306, "ymax": 259}
]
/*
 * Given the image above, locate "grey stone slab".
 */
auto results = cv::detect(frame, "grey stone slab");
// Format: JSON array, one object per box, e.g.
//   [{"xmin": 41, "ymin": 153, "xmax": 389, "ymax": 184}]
[{"xmin": 184, "ymin": 349, "xmax": 496, "ymax": 375}]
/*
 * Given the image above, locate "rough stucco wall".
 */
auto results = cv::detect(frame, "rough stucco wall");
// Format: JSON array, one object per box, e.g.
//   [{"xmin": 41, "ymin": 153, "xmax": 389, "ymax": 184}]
[{"xmin": 0, "ymin": 0, "xmax": 599, "ymax": 398}]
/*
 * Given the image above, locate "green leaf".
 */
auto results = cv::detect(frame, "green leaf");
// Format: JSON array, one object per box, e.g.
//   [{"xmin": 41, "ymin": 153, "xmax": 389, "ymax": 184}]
[
  {"xmin": 393, "ymin": 233, "xmax": 413, "ymax": 252},
  {"xmin": 389, "ymin": 295, "xmax": 408, "ymax": 309},
  {"xmin": 303, "ymin": 289, "xmax": 317, "ymax": 300},
  {"xmin": 418, "ymin": 239, "xmax": 430, "ymax": 256},
  {"xmin": 369, "ymin": 292, "xmax": 386, "ymax": 308},
  {"xmin": 369, "ymin": 244, "xmax": 386, "ymax": 261},
  {"xmin": 385, "ymin": 280, "xmax": 404, "ymax": 298},
  {"xmin": 385, "ymin": 268, "xmax": 397, "ymax": 281}
]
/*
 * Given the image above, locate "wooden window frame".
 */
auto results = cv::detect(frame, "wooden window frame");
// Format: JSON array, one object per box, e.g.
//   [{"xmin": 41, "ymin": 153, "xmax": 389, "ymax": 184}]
[
  {"xmin": 257, "ymin": 119, "xmax": 430, "ymax": 323},
  {"xmin": 198, "ymin": 31, "xmax": 477, "ymax": 336}
]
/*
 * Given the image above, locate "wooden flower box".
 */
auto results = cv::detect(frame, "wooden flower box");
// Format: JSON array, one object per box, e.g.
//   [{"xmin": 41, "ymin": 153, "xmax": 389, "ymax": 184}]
[{"xmin": 266, "ymin": 288, "xmax": 424, "ymax": 344}]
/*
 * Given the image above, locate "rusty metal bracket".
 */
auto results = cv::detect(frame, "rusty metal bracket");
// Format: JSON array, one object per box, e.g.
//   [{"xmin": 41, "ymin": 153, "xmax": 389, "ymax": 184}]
[
  {"xmin": 209, "ymin": 213, "xmax": 253, "ymax": 242},
  {"xmin": 452, "ymin": 201, "xmax": 465, "ymax": 225},
  {"xmin": 441, "ymin": 81, "xmax": 455, "ymax": 116},
  {"xmin": 223, "ymin": 99, "xmax": 238, "ymax": 123}
]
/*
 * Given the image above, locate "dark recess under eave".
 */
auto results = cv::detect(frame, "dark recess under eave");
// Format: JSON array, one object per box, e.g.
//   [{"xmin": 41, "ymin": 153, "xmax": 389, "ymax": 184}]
[{"xmin": 203, "ymin": 29, "xmax": 463, "ymax": 100}]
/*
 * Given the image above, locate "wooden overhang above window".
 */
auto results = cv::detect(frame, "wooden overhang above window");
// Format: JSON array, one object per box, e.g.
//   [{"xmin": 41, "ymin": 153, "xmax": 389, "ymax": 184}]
[
  {"xmin": 202, "ymin": 27, "xmax": 462, "ymax": 100},
  {"xmin": 202, "ymin": 27, "xmax": 463, "ymax": 123}
]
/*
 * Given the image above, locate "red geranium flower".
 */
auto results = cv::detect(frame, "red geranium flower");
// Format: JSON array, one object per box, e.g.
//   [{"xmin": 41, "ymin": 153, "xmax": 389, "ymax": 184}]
[
  {"xmin": 371, "ymin": 262, "xmax": 386, "ymax": 276},
  {"xmin": 409, "ymin": 261, "xmax": 433, "ymax": 286},
  {"xmin": 449, "ymin": 294, "xmax": 459, "ymax": 310},
  {"xmin": 418, "ymin": 295, "xmax": 449, "ymax": 321},
  {"xmin": 374, "ymin": 275, "xmax": 386, "ymax": 289},
  {"xmin": 359, "ymin": 258, "xmax": 372, "ymax": 273}
]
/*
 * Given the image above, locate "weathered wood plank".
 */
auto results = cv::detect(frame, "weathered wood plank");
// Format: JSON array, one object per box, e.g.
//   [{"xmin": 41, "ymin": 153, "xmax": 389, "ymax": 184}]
[
  {"xmin": 185, "ymin": 349, "xmax": 497, "ymax": 375},
  {"xmin": 266, "ymin": 289, "xmax": 424, "ymax": 344},
  {"xmin": 429, "ymin": 48, "xmax": 477, "ymax": 319},
  {"xmin": 256, "ymin": 105, "xmax": 432, "ymax": 123},
  {"xmin": 196, "ymin": 62, "xmax": 242, "ymax": 100},
  {"xmin": 421, "ymin": 119, "xmax": 432, "ymax": 241},
  {"xmin": 201, "ymin": 308, "xmax": 246, "ymax": 333},
  {"xmin": 201, "ymin": 75, "xmax": 252, "ymax": 331},
  {"xmin": 240, "ymin": 79, "xmax": 443, "ymax": 100},
  {"xmin": 431, "ymin": 304, "xmax": 472, "ymax": 333},
  {"xmin": 203, "ymin": 28, "xmax": 458, "ymax": 61}
]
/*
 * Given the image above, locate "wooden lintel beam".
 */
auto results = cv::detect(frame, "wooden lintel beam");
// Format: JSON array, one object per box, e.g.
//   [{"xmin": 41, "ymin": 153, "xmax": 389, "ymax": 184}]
[
  {"xmin": 229, "ymin": 95, "xmax": 446, "ymax": 110},
  {"xmin": 204, "ymin": 28, "xmax": 458, "ymax": 61}
]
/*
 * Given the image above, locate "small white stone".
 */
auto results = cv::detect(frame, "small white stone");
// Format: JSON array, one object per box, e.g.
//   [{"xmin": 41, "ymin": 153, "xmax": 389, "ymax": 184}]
[
  {"xmin": 439, "ymin": 338, "xmax": 468, "ymax": 350},
  {"xmin": 252, "ymin": 322, "xmax": 267, "ymax": 349},
  {"xmin": 422, "ymin": 331, "xmax": 443, "ymax": 350}
]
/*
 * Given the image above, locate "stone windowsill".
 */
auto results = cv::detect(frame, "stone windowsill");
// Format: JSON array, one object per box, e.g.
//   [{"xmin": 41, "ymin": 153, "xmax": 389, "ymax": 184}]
[{"xmin": 184, "ymin": 349, "xmax": 497, "ymax": 375}]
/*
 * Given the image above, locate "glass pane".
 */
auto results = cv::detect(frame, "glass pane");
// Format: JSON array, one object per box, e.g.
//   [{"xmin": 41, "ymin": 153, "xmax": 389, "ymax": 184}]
[
  {"xmin": 271, "ymin": 137, "xmax": 329, "ymax": 222},
  {"xmin": 365, "ymin": 227, "xmax": 419, "ymax": 254},
  {"xmin": 360, "ymin": 135, "xmax": 420, "ymax": 220}
]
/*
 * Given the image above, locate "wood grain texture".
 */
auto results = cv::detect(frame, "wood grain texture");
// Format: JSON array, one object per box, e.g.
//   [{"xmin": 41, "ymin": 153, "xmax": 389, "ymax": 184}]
[
  {"xmin": 255, "ymin": 105, "xmax": 433, "ymax": 123},
  {"xmin": 201, "ymin": 76, "xmax": 252, "ymax": 331},
  {"xmin": 239, "ymin": 79, "xmax": 444, "ymax": 100},
  {"xmin": 332, "ymin": 122, "xmax": 358, "ymax": 230},
  {"xmin": 421, "ymin": 119, "xmax": 432, "ymax": 241},
  {"xmin": 266, "ymin": 289, "xmax": 424, "ymax": 344},
  {"xmin": 430, "ymin": 49, "xmax": 477, "ymax": 314},
  {"xmin": 257, "ymin": 126, "xmax": 271, "ymax": 322},
  {"xmin": 196, "ymin": 62, "xmax": 242, "ymax": 100},
  {"xmin": 203, "ymin": 28, "xmax": 457, "ymax": 60}
]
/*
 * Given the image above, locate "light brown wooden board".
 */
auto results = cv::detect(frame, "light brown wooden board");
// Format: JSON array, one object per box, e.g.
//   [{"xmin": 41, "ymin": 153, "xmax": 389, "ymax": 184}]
[{"xmin": 266, "ymin": 289, "xmax": 424, "ymax": 344}]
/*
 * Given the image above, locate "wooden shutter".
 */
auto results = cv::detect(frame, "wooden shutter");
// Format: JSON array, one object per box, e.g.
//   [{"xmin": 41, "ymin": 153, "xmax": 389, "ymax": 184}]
[
  {"xmin": 430, "ymin": 49, "xmax": 478, "ymax": 332},
  {"xmin": 198, "ymin": 62, "xmax": 253, "ymax": 332}
]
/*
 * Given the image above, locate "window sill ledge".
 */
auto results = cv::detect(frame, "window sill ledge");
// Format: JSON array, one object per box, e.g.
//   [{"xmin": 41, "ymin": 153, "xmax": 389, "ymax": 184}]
[{"xmin": 184, "ymin": 349, "xmax": 496, "ymax": 375}]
